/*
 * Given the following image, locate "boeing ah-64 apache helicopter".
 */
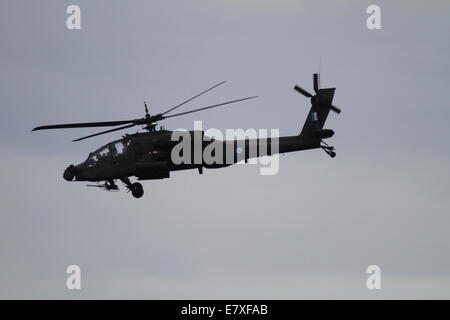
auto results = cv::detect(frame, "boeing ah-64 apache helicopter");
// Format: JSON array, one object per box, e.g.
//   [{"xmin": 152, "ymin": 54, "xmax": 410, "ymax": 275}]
[{"xmin": 33, "ymin": 74, "xmax": 341, "ymax": 198}]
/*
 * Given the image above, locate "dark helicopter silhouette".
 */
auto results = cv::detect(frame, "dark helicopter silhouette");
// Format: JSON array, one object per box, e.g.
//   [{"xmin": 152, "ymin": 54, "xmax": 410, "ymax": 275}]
[{"xmin": 33, "ymin": 74, "xmax": 341, "ymax": 198}]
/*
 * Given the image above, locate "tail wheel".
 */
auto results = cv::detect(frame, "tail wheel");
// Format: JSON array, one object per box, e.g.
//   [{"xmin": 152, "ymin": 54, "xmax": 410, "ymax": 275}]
[{"xmin": 131, "ymin": 182, "xmax": 144, "ymax": 198}]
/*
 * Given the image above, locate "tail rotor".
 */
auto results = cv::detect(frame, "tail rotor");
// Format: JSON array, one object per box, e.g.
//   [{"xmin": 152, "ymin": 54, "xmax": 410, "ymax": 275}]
[
  {"xmin": 294, "ymin": 73, "xmax": 341, "ymax": 114},
  {"xmin": 294, "ymin": 73, "xmax": 341, "ymax": 158}
]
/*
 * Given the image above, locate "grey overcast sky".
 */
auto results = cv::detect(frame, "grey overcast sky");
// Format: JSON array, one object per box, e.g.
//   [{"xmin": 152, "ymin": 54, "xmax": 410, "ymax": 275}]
[{"xmin": 0, "ymin": 0, "xmax": 449, "ymax": 298}]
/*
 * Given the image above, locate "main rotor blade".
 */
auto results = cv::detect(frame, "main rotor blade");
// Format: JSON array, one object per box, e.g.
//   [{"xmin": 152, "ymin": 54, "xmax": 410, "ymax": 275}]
[
  {"xmin": 33, "ymin": 120, "xmax": 135, "ymax": 131},
  {"xmin": 313, "ymin": 73, "xmax": 319, "ymax": 92},
  {"xmin": 330, "ymin": 104, "xmax": 341, "ymax": 114},
  {"xmin": 72, "ymin": 123, "xmax": 136, "ymax": 142},
  {"xmin": 294, "ymin": 85, "xmax": 313, "ymax": 98},
  {"xmin": 161, "ymin": 81, "xmax": 227, "ymax": 115},
  {"xmin": 163, "ymin": 96, "xmax": 258, "ymax": 119}
]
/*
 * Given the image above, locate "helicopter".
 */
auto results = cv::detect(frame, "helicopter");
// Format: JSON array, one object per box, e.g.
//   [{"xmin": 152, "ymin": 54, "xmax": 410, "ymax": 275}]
[{"xmin": 32, "ymin": 74, "xmax": 341, "ymax": 198}]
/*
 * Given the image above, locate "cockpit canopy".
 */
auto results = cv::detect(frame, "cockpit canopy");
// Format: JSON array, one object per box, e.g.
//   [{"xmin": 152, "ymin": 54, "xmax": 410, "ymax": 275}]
[{"xmin": 86, "ymin": 139, "xmax": 131, "ymax": 167}]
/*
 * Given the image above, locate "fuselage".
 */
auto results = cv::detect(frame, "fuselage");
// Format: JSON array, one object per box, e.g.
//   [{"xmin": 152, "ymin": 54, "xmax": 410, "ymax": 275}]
[{"xmin": 65, "ymin": 130, "xmax": 321, "ymax": 182}]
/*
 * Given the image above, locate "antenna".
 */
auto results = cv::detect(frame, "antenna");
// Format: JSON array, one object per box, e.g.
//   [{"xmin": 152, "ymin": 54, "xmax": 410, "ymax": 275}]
[
  {"xmin": 318, "ymin": 56, "xmax": 322, "ymax": 88},
  {"xmin": 144, "ymin": 101, "xmax": 149, "ymax": 116},
  {"xmin": 319, "ymin": 56, "xmax": 322, "ymax": 74}
]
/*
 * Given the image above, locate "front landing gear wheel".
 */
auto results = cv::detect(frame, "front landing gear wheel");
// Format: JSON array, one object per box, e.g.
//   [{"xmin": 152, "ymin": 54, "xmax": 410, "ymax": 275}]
[
  {"xmin": 120, "ymin": 177, "xmax": 144, "ymax": 198},
  {"xmin": 130, "ymin": 182, "xmax": 144, "ymax": 198}
]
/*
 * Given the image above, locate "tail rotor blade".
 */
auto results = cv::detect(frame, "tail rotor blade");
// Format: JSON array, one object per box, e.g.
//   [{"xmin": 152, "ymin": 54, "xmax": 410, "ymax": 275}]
[
  {"xmin": 313, "ymin": 73, "xmax": 319, "ymax": 92},
  {"xmin": 330, "ymin": 105, "xmax": 341, "ymax": 114},
  {"xmin": 294, "ymin": 85, "xmax": 313, "ymax": 98}
]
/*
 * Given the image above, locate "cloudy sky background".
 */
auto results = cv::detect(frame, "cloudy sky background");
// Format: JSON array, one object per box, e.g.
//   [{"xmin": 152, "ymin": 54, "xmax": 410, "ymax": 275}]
[{"xmin": 0, "ymin": 0, "xmax": 449, "ymax": 298}]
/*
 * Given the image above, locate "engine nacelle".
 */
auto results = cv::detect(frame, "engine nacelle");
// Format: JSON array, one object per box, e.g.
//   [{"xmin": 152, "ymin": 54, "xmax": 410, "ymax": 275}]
[{"xmin": 152, "ymin": 133, "xmax": 173, "ymax": 150}]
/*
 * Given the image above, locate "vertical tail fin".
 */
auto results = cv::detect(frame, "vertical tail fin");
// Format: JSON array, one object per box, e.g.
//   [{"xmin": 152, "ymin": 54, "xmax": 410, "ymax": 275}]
[
  {"xmin": 293, "ymin": 73, "xmax": 340, "ymax": 138},
  {"xmin": 300, "ymin": 88, "xmax": 335, "ymax": 136}
]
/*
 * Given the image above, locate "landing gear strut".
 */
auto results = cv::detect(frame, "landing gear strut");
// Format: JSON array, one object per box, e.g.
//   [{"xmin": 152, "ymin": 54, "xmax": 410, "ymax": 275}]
[
  {"xmin": 86, "ymin": 179, "xmax": 119, "ymax": 191},
  {"xmin": 105, "ymin": 180, "xmax": 119, "ymax": 190},
  {"xmin": 321, "ymin": 141, "xmax": 336, "ymax": 158},
  {"xmin": 121, "ymin": 177, "xmax": 144, "ymax": 198}
]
